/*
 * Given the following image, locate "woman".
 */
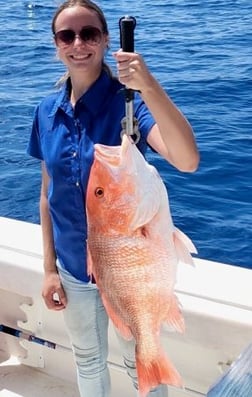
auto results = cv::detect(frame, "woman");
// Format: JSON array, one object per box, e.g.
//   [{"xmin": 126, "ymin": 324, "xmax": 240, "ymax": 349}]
[{"xmin": 28, "ymin": 1, "xmax": 199, "ymax": 396}]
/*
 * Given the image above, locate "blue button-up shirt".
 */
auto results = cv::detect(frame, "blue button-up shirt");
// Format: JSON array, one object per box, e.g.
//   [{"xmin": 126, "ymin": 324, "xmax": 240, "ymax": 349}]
[{"xmin": 28, "ymin": 70, "xmax": 155, "ymax": 282}]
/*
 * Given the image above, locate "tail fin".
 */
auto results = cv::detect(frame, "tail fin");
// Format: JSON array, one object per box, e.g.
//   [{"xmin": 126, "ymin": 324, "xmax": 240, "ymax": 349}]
[{"xmin": 136, "ymin": 351, "xmax": 182, "ymax": 397}]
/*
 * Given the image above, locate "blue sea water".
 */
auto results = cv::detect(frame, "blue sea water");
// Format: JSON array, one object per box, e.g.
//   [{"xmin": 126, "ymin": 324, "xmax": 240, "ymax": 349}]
[{"xmin": 0, "ymin": 0, "xmax": 251, "ymax": 269}]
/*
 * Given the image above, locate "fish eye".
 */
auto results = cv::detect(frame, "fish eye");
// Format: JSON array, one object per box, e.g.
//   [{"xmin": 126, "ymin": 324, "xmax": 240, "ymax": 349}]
[{"xmin": 95, "ymin": 187, "xmax": 104, "ymax": 198}]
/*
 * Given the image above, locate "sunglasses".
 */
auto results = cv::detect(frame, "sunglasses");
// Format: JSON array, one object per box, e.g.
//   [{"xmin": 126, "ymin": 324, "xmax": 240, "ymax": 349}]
[{"xmin": 54, "ymin": 26, "xmax": 103, "ymax": 47}]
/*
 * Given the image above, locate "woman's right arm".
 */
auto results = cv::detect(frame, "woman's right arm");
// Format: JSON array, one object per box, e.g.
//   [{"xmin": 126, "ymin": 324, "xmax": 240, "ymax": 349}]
[{"xmin": 40, "ymin": 162, "xmax": 67, "ymax": 310}]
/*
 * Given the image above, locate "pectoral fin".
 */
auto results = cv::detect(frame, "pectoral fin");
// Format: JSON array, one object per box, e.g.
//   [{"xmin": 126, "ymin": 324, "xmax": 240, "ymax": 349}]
[{"xmin": 173, "ymin": 228, "xmax": 197, "ymax": 266}]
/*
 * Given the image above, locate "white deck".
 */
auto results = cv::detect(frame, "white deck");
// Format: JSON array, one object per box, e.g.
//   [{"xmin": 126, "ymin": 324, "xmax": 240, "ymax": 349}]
[{"xmin": 0, "ymin": 217, "xmax": 252, "ymax": 397}]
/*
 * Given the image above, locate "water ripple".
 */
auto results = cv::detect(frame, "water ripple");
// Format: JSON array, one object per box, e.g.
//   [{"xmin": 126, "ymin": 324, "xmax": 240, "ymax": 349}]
[{"xmin": 0, "ymin": 0, "xmax": 251, "ymax": 268}]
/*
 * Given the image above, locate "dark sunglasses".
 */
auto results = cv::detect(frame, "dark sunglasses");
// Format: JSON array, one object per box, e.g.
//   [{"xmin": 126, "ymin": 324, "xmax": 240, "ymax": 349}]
[{"xmin": 54, "ymin": 26, "xmax": 103, "ymax": 47}]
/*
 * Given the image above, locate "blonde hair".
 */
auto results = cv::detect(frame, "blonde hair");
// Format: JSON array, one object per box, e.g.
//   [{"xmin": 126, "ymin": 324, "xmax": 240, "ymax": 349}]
[{"xmin": 52, "ymin": 0, "xmax": 114, "ymax": 86}]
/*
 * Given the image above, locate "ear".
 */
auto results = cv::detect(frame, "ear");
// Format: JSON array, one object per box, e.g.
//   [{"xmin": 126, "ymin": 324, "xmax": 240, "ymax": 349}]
[{"xmin": 104, "ymin": 34, "xmax": 110, "ymax": 50}]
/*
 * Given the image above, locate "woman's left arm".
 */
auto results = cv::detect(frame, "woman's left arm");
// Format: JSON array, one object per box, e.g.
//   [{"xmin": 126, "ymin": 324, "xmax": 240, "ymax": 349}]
[{"xmin": 113, "ymin": 51, "xmax": 200, "ymax": 172}]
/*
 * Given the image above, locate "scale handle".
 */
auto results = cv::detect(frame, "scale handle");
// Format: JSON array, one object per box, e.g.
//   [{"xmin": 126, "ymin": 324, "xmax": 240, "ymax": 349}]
[
  {"xmin": 119, "ymin": 16, "xmax": 136, "ymax": 103},
  {"xmin": 119, "ymin": 16, "xmax": 136, "ymax": 52}
]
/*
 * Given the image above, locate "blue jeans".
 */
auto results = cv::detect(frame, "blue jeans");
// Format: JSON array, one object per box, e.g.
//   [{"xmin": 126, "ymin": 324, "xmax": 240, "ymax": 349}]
[{"xmin": 58, "ymin": 267, "xmax": 168, "ymax": 397}]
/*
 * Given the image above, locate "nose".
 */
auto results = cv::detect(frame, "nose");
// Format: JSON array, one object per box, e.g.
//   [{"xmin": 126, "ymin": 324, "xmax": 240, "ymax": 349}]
[{"xmin": 72, "ymin": 34, "xmax": 83, "ymax": 45}]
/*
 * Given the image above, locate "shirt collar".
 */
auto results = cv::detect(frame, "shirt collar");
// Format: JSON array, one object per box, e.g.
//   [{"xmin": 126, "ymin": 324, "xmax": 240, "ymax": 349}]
[
  {"xmin": 49, "ymin": 70, "xmax": 113, "ymax": 118},
  {"xmin": 79, "ymin": 70, "xmax": 112, "ymax": 116}
]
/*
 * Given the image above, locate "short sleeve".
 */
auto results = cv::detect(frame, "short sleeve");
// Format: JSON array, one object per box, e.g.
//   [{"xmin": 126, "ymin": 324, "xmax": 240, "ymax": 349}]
[
  {"xmin": 134, "ymin": 93, "xmax": 156, "ymax": 140},
  {"xmin": 27, "ymin": 105, "xmax": 44, "ymax": 160}
]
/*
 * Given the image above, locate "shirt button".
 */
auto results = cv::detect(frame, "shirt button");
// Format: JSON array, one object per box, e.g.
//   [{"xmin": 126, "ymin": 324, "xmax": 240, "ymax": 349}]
[
  {"xmin": 72, "ymin": 151, "xmax": 77, "ymax": 157},
  {"xmin": 76, "ymin": 181, "xmax": 80, "ymax": 187}
]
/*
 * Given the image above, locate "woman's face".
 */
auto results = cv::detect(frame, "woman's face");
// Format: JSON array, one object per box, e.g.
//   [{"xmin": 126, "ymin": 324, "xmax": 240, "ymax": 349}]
[{"xmin": 54, "ymin": 6, "xmax": 109, "ymax": 76}]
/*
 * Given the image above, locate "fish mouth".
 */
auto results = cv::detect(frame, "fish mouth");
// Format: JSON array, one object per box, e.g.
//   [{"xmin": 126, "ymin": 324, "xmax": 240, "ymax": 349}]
[
  {"xmin": 94, "ymin": 135, "xmax": 132, "ymax": 168},
  {"xmin": 94, "ymin": 143, "xmax": 121, "ymax": 167}
]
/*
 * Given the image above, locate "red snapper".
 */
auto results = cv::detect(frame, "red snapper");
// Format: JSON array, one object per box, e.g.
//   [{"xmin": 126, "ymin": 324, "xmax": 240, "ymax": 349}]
[{"xmin": 86, "ymin": 135, "xmax": 197, "ymax": 396}]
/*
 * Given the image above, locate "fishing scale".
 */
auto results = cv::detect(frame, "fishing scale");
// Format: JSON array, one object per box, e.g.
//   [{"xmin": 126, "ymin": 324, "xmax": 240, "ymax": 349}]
[{"xmin": 119, "ymin": 16, "xmax": 140, "ymax": 144}]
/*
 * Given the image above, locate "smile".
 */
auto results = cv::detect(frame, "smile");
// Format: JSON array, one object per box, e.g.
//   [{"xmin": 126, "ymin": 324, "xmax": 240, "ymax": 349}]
[{"xmin": 70, "ymin": 54, "xmax": 91, "ymax": 60}]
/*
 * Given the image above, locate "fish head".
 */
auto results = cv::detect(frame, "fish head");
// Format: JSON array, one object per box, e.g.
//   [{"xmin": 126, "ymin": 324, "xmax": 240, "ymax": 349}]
[
  {"xmin": 86, "ymin": 136, "xmax": 138, "ymax": 234},
  {"xmin": 86, "ymin": 135, "xmax": 166, "ymax": 235}
]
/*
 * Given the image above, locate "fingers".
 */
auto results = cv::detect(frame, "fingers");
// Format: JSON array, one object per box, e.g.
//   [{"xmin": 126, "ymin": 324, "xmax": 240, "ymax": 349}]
[
  {"xmin": 113, "ymin": 50, "xmax": 150, "ymax": 91},
  {"xmin": 113, "ymin": 51, "xmax": 141, "ymax": 86},
  {"xmin": 113, "ymin": 51, "xmax": 139, "ymax": 70},
  {"xmin": 54, "ymin": 289, "xmax": 67, "ymax": 307},
  {"xmin": 42, "ymin": 273, "xmax": 67, "ymax": 311},
  {"xmin": 116, "ymin": 55, "xmax": 136, "ymax": 73},
  {"xmin": 43, "ymin": 288, "xmax": 66, "ymax": 311}
]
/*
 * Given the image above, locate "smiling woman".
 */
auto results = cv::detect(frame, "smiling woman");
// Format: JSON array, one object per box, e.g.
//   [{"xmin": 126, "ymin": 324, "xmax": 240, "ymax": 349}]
[
  {"xmin": 52, "ymin": 2, "xmax": 110, "ymax": 103},
  {"xmin": 26, "ymin": 1, "xmax": 199, "ymax": 396}
]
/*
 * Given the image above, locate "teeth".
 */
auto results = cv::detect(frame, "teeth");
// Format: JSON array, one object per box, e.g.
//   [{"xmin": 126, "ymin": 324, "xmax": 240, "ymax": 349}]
[{"xmin": 72, "ymin": 55, "xmax": 89, "ymax": 60}]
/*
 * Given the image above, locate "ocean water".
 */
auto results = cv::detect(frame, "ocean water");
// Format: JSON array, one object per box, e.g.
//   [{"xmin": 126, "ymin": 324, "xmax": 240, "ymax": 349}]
[{"xmin": 0, "ymin": 0, "xmax": 251, "ymax": 269}]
